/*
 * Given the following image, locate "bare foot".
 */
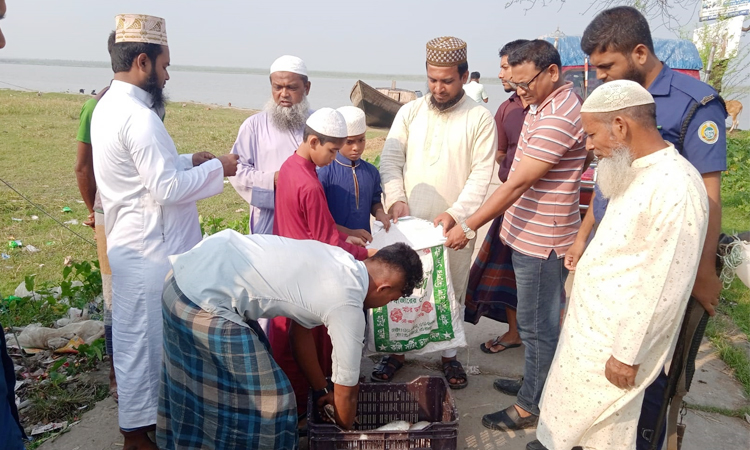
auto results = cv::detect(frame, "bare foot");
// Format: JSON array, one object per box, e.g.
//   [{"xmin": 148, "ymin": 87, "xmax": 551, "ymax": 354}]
[{"xmin": 121, "ymin": 426, "xmax": 158, "ymax": 450}]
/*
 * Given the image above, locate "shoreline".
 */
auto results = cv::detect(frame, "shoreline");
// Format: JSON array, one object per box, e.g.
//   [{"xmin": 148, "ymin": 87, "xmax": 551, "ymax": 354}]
[
  {"xmin": 0, "ymin": 57, "xmax": 509, "ymax": 85},
  {"xmin": 0, "ymin": 87, "xmax": 262, "ymax": 113}
]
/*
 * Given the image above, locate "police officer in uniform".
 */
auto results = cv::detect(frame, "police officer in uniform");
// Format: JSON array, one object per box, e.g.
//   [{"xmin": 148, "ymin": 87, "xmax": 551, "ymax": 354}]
[{"xmin": 527, "ymin": 7, "xmax": 727, "ymax": 450}]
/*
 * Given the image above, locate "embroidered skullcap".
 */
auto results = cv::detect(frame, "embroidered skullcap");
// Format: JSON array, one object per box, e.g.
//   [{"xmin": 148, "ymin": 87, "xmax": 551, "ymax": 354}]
[
  {"xmin": 336, "ymin": 106, "xmax": 367, "ymax": 136},
  {"xmin": 115, "ymin": 14, "xmax": 167, "ymax": 46},
  {"xmin": 270, "ymin": 55, "xmax": 308, "ymax": 77},
  {"xmin": 581, "ymin": 80, "xmax": 654, "ymax": 113},
  {"xmin": 426, "ymin": 36, "xmax": 468, "ymax": 67},
  {"xmin": 306, "ymin": 108, "xmax": 348, "ymax": 138}
]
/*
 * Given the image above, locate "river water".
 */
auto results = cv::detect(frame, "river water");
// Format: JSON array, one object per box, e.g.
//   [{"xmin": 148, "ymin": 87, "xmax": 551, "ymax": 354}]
[{"xmin": 0, "ymin": 61, "xmax": 511, "ymax": 115}]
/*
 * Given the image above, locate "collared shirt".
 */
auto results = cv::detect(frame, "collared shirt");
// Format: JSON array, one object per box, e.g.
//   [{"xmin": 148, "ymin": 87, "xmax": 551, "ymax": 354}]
[
  {"xmin": 536, "ymin": 145, "xmax": 708, "ymax": 450},
  {"xmin": 169, "ymin": 230, "xmax": 370, "ymax": 387},
  {"xmin": 495, "ymin": 93, "xmax": 528, "ymax": 182},
  {"xmin": 229, "ymin": 111, "xmax": 304, "ymax": 234},
  {"xmin": 501, "ymin": 82, "xmax": 587, "ymax": 259},
  {"xmin": 592, "ymin": 64, "xmax": 728, "ymax": 223},
  {"xmin": 274, "ymin": 153, "xmax": 368, "ymax": 260},
  {"xmin": 318, "ymin": 153, "xmax": 383, "ymax": 233},
  {"xmin": 463, "ymin": 80, "xmax": 488, "ymax": 103}
]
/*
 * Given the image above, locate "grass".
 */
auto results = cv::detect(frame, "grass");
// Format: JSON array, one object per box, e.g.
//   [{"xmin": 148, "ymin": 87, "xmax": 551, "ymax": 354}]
[
  {"xmin": 684, "ymin": 402, "xmax": 750, "ymax": 419},
  {"xmin": 700, "ymin": 129, "xmax": 750, "ymax": 400},
  {"xmin": 1, "ymin": 88, "xmax": 749, "ymax": 408},
  {"xmin": 0, "ymin": 89, "xmax": 387, "ymax": 297}
]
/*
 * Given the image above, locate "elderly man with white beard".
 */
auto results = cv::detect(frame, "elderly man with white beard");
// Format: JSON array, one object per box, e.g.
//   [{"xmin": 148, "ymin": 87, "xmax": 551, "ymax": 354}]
[
  {"xmin": 229, "ymin": 55, "xmax": 312, "ymax": 234},
  {"xmin": 526, "ymin": 80, "xmax": 708, "ymax": 450}
]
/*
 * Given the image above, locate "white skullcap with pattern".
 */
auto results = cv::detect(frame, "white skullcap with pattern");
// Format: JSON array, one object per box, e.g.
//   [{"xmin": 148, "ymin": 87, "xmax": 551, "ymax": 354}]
[
  {"xmin": 306, "ymin": 108, "xmax": 347, "ymax": 138},
  {"xmin": 426, "ymin": 36, "xmax": 468, "ymax": 67},
  {"xmin": 270, "ymin": 55, "xmax": 308, "ymax": 77},
  {"xmin": 581, "ymin": 79, "xmax": 654, "ymax": 113},
  {"xmin": 336, "ymin": 106, "xmax": 367, "ymax": 136},
  {"xmin": 115, "ymin": 14, "xmax": 167, "ymax": 46}
]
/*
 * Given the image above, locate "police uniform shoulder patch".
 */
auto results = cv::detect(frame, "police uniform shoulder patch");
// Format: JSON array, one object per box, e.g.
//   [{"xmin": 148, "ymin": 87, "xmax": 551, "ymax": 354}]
[{"xmin": 698, "ymin": 121, "xmax": 719, "ymax": 144}]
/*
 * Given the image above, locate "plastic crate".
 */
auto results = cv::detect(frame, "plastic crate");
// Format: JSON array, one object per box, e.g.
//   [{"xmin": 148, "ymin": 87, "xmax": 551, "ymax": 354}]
[{"xmin": 307, "ymin": 376, "xmax": 458, "ymax": 450}]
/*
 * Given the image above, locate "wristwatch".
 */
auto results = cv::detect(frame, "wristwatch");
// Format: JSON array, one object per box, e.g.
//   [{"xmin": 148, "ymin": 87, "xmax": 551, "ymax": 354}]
[
  {"xmin": 460, "ymin": 222, "xmax": 476, "ymax": 240},
  {"xmin": 312, "ymin": 380, "xmax": 334, "ymax": 402}
]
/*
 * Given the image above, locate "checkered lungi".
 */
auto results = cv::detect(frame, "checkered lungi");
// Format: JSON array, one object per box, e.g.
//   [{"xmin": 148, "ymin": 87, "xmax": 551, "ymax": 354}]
[
  {"xmin": 464, "ymin": 216, "xmax": 518, "ymax": 324},
  {"xmin": 157, "ymin": 276, "xmax": 298, "ymax": 450}
]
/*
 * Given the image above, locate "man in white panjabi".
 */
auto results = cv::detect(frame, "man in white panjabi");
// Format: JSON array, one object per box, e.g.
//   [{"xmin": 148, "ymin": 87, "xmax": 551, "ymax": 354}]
[
  {"xmin": 91, "ymin": 14, "xmax": 238, "ymax": 449},
  {"xmin": 530, "ymin": 81, "xmax": 708, "ymax": 450},
  {"xmin": 228, "ymin": 55, "xmax": 312, "ymax": 235},
  {"xmin": 378, "ymin": 36, "xmax": 497, "ymax": 389}
]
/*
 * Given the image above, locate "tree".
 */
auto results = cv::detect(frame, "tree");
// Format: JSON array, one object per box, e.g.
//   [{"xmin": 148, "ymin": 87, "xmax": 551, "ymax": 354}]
[
  {"xmin": 506, "ymin": 0, "xmax": 749, "ymax": 97},
  {"xmin": 691, "ymin": 16, "xmax": 750, "ymax": 97},
  {"xmin": 505, "ymin": 0, "xmax": 698, "ymax": 30}
]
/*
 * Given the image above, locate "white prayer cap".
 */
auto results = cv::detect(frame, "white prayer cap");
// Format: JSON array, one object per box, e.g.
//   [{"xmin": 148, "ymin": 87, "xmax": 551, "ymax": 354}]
[
  {"xmin": 306, "ymin": 108, "xmax": 347, "ymax": 138},
  {"xmin": 581, "ymin": 80, "xmax": 654, "ymax": 113},
  {"xmin": 270, "ymin": 55, "xmax": 308, "ymax": 77},
  {"xmin": 115, "ymin": 14, "xmax": 168, "ymax": 46},
  {"xmin": 337, "ymin": 106, "xmax": 367, "ymax": 136}
]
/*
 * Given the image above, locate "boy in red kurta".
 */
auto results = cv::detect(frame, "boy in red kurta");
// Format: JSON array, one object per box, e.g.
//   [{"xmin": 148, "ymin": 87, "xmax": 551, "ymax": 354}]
[{"xmin": 271, "ymin": 108, "xmax": 371, "ymax": 418}]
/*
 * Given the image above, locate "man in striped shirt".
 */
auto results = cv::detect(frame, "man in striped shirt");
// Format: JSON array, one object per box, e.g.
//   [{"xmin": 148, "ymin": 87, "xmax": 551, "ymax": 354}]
[{"xmin": 445, "ymin": 39, "xmax": 589, "ymax": 432}]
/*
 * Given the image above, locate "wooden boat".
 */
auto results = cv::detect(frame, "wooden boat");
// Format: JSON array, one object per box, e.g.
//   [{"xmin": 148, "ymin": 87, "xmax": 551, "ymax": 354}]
[{"xmin": 350, "ymin": 80, "xmax": 420, "ymax": 128}]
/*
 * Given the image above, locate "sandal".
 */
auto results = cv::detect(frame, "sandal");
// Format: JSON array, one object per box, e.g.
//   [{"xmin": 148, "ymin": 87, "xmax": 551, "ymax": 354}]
[
  {"xmin": 480, "ymin": 336, "xmax": 522, "ymax": 354},
  {"xmin": 371, "ymin": 355, "xmax": 404, "ymax": 382},
  {"xmin": 442, "ymin": 359, "xmax": 468, "ymax": 390}
]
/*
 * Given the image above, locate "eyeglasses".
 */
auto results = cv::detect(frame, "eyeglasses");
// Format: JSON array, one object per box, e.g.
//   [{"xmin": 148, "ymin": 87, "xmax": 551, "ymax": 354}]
[{"xmin": 507, "ymin": 65, "xmax": 550, "ymax": 91}]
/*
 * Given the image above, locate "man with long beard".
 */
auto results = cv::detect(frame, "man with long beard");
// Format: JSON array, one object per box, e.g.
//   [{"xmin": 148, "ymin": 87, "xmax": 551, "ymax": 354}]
[
  {"xmin": 92, "ymin": 15, "xmax": 238, "ymax": 449},
  {"xmin": 529, "ymin": 80, "xmax": 708, "ymax": 450},
  {"xmin": 378, "ymin": 36, "xmax": 497, "ymax": 389},
  {"xmin": 568, "ymin": 8, "xmax": 728, "ymax": 449},
  {"xmin": 229, "ymin": 55, "xmax": 311, "ymax": 235}
]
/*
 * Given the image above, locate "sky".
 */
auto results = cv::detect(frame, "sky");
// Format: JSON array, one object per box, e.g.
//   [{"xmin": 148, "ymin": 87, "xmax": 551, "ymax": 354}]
[{"xmin": 0, "ymin": 0, "xmax": 718, "ymax": 77}]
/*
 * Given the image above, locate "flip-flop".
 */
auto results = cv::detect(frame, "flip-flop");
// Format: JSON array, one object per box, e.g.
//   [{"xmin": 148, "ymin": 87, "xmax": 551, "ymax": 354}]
[
  {"xmin": 371, "ymin": 355, "xmax": 404, "ymax": 382},
  {"xmin": 480, "ymin": 336, "xmax": 522, "ymax": 354}
]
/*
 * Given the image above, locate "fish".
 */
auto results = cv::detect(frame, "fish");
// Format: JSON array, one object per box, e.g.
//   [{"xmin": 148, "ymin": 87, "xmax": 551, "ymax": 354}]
[
  {"xmin": 375, "ymin": 420, "xmax": 411, "ymax": 431},
  {"xmin": 323, "ymin": 404, "xmax": 335, "ymax": 422},
  {"xmin": 409, "ymin": 421, "xmax": 431, "ymax": 431}
]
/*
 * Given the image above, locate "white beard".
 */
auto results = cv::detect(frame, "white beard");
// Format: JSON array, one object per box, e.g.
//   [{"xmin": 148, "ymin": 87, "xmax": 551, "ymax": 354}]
[
  {"xmin": 596, "ymin": 144, "xmax": 636, "ymax": 199},
  {"xmin": 265, "ymin": 96, "xmax": 310, "ymax": 132}
]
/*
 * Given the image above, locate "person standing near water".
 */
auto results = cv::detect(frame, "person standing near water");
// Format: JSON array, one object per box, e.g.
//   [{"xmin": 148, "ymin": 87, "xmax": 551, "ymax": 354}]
[
  {"xmin": 91, "ymin": 14, "xmax": 238, "ymax": 449},
  {"xmin": 229, "ymin": 55, "xmax": 312, "ymax": 235}
]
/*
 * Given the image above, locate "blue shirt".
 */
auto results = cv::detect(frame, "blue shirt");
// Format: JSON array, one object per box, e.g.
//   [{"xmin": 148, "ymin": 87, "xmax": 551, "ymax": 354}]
[
  {"xmin": 593, "ymin": 64, "xmax": 728, "ymax": 222},
  {"xmin": 318, "ymin": 153, "xmax": 383, "ymax": 233}
]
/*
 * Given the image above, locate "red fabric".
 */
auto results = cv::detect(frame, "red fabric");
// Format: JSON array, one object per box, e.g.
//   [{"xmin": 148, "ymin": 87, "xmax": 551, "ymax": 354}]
[
  {"xmin": 273, "ymin": 153, "xmax": 367, "ymax": 260},
  {"xmin": 268, "ymin": 317, "xmax": 333, "ymax": 415},
  {"xmin": 494, "ymin": 93, "xmax": 528, "ymax": 183},
  {"xmin": 271, "ymin": 152, "xmax": 364, "ymax": 413}
]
